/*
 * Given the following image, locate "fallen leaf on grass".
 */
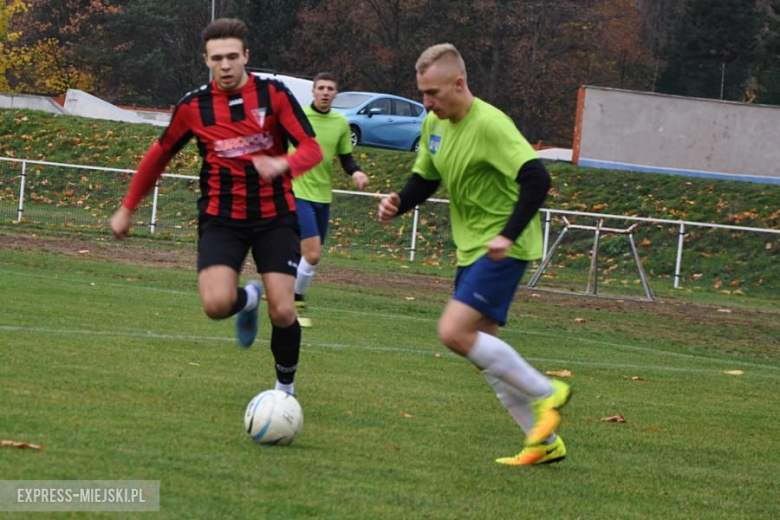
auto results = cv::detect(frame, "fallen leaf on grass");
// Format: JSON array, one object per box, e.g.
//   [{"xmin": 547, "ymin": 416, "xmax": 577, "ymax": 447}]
[
  {"xmin": 574, "ymin": 318, "xmax": 587, "ymax": 323},
  {"xmin": 545, "ymin": 370, "xmax": 572, "ymax": 378},
  {"xmin": 723, "ymin": 370, "xmax": 744, "ymax": 375},
  {"xmin": 400, "ymin": 412, "xmax": 414, "ymax": 418},
  {"xmin": 600, "ymin": 416, "xmax": 628, "ymax": 423},
  {"xmin": 1, "ymin": 440, "xmax": 44, "ymax": 450}
]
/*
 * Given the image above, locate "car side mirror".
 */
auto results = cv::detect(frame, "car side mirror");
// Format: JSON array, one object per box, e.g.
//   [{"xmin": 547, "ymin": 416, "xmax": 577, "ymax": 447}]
[{"xmin": 368, "ymin": 108, "xmax": 382, "ymax": 118}]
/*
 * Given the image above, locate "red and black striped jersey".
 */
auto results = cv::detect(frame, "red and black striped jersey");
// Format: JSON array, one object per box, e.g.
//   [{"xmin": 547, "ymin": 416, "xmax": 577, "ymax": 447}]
[{"xmin": 126, "ymin": 74, "xmax": 322, "ymax": 220}]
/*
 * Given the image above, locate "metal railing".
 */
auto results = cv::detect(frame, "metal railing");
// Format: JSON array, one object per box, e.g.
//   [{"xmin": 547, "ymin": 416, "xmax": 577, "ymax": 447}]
[{"xmin": 1, "ymin": 156, "xmax": 777, "ymax": 291}]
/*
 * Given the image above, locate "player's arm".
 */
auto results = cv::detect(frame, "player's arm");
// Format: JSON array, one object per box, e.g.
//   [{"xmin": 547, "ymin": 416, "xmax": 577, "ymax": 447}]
[
  {"xmin": 486, "ymin": 159, "xmax": 550, "ymax": 259},
  {"xmin": 500, "ymin": 159, "xmax": 551, "ymax": 240},
  {"xmin": 110, "ymin": 143, "xmax": 175, "ymax": 240},
  {"xmin": 378, "ymin": 174, "xmax": 440, "ymax": 223},
  {"xmin": 338, "ymin": 154, "xmax": 369, "ymax": 189},
  {"xmin": 111, "ymin": 102, "xmax": 191, "ymax": 239}
]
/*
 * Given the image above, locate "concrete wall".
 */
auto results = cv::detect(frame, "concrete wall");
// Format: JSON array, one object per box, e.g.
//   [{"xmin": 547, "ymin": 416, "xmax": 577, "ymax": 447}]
[
  {"xmin": 573, "ymin": 86, "xmax": 780, "ymax": 184},
  {"xmin": 64, "ymin": 89, "xmax": 168, "ymax": 127},
  {"xmin": 0, "ymin": 92, "xmax": 67, "ymax": 114}
]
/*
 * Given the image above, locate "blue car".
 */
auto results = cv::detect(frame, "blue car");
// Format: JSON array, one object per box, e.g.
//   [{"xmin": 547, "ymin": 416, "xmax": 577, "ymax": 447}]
[{"xmin": 331, "ymin": 92, "xmax": 426, "ymax": 153}]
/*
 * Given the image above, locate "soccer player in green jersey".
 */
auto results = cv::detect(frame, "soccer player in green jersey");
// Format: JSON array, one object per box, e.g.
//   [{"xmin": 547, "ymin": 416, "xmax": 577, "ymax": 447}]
[
  {"xmin": 378, "ymin": 44, "xmax": 572, "ymax": 466},
  {"xmin": 293, "ymin": 72, "xmax": 370, "ymax": 327}
]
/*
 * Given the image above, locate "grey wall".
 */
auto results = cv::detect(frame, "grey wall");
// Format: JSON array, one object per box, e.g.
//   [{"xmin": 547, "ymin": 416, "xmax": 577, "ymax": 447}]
[
  {"xmin": 575, "ymin": 87, "xmax": 780, "ymax": 183},
  {"xmin": 0, "ymin": 92, "xmax": 67, "ymax": 114}
]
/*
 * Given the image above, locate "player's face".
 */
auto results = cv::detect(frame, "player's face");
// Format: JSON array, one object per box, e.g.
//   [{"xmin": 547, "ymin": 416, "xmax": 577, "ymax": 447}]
[
  {"xmin": 204, "ymin": 38, "xmax": 249, "ymax": 91},
  {"xmin": 417, "ymin": 62, "xmax": 463, "ymax": 122},
  {"xmin": 312, "ymin": 80, "xmax": 337, "ymax": 111}
]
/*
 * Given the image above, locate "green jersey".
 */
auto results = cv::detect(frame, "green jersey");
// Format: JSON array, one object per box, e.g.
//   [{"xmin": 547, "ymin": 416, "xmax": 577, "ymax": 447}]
[
  {"xmin": 292, "ymin": 105, "xmax": 353, "ymax": 203},
  {"xmin": 412, "ymin": 98, "xmax": 543, "ymax": 266}
]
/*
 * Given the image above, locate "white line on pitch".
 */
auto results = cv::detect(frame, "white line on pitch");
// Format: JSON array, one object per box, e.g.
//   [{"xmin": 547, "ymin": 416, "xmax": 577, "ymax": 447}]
[{"xmin": 1, "ymin": 324, "xmax": 777, "ymax": 378}]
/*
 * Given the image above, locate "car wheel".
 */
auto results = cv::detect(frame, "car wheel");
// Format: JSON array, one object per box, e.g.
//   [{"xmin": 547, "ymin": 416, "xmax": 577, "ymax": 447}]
[
  {"xmin": 412, "ymin": 137, "xmax": 420, "ymax": 153},
  {"xmin": 350, "ymin": 126, "xmax": 360, "ymax": 147}
]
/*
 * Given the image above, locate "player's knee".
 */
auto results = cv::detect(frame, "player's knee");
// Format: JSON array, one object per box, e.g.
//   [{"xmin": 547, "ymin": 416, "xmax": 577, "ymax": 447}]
[
  {"xmin": 438, "ymin": 321, "xmax": 467, "ymax": 354},
  {"xmin": 202, "ymin": 298, "xmax": 232, "ymax": 320},
  {"xmin": 304, "ymin": 249, "xmax": 321, "ymax": 266},
  {"xmin": 268, "ymin": 303, "xmax": 296, "ymax": 328}
]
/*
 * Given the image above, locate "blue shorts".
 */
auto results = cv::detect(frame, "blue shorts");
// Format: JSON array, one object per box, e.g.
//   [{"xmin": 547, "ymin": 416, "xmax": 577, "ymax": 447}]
[
  {"xmin": 295, "ymin": 198, "xmax": 330, "ymax": 243},
  {"xmin": 453, "ymin": 255, "xmax": 529, "ymax": 326}
]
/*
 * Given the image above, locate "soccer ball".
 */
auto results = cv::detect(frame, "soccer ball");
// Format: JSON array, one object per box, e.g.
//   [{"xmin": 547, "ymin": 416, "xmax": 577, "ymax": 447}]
[{"xmin": 244, "ymin": 390, "xmax": 303, "ymax": 445}]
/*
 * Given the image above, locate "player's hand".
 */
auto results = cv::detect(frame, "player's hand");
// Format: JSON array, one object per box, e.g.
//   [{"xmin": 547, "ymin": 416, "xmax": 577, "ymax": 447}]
[
  {"xmin": 486, "ymin": 235, "xmax": 513, "ymax": 261},
  {"xmin": 378, "ymin": 192, "xmax": 400, "ymax": 224},
  {"xmin": 110, "ymin": 205, "xmax": 133, "ymax": 240},
  {"xmin": 351, "ymin": 171, "xmax": 369, "ymax": 190},
  {"xmin": 252, "ymin": 155, "xmax": 289, "ymax": 183}
]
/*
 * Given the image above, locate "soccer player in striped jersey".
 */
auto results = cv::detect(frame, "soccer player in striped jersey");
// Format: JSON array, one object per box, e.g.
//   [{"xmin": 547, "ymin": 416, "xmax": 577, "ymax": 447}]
[
  {"xmin": 110, "ymin": 18, "xmax": 322, "ymax": 396},
  {"xmin": 292, "ymin": 72, "xmax": 370, "ymax": 327},
  {"xmin": 378, "ymin": 44, "xmax": 572, "ymax": 465}
]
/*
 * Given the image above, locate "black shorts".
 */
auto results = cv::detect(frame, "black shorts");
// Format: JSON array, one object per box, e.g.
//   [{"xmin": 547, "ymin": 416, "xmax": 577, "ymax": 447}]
[{"xmin": 197, "ymin": 213, "xmax": 301, "ymax": 275}]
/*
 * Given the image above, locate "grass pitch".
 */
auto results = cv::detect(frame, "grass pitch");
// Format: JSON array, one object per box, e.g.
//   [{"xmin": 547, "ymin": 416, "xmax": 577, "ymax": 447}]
[{"xmin": 1, "ymin": 237, "xmax": 778, "ymax": 519}]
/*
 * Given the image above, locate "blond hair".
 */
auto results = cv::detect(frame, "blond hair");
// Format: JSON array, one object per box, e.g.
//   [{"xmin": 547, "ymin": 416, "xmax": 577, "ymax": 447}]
[{"xmin": 415, "ymin": 43, "xmax": 467, "ymax": 79}]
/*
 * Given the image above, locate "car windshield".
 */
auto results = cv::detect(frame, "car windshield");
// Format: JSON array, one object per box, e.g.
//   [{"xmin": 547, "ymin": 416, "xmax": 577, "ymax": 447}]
[{"xmin": 332, "ymin": 93, "xmax": 373, "ymax": 109}]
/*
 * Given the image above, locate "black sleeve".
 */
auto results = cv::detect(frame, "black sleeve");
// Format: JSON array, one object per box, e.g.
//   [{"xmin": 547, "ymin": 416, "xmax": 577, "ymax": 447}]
[
  {"xmin": 338, "ymin": 153, "xmax": 361, "ymax": 176},
  {"xmin": 396, "ymin": 174, "xmax": 441, "ymax": 216},
  {"xmin": 500, "ymin": 159, "xmax": 551, "ymax": 241}
]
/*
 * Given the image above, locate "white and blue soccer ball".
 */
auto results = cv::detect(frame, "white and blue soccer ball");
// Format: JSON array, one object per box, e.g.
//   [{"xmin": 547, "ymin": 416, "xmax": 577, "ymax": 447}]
[{"xmin": 244, "ymin": 390, "xmax": 303, "ymax": 445}]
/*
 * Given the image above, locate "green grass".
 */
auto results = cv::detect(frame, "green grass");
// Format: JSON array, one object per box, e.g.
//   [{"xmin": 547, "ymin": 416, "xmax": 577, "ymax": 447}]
[{"xmin": 1, "ymin": 237, "xmax": 778, "ymax": 518}]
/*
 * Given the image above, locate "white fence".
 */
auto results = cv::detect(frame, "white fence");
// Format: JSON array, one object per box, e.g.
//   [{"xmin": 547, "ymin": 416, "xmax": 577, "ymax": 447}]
[{"xmin": 0, "ymin": 156, "xmax": 777, "ymax": 293}]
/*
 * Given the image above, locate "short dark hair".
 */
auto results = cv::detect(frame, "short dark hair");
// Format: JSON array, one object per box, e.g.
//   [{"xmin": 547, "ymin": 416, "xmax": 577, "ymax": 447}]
[
  {"xmin": 201, "ymin": 18, "xmax": 248, "ymax": 51},
  {"xmin": 313, "ymin": 72, "xmax": 338, "ymax": 89}
]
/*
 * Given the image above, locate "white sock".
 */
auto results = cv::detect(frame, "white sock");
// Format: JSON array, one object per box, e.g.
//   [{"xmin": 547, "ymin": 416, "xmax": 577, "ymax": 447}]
[
  {"xmin": 294, "ymin": 257, "xmax": 316, "ymax": 296},
  {"xmin": 275, "ymin": 381, "xmax": 294, "ymax": 395},
  {"xmin": 483, "ymin": 371, "xmax": 557, "ymax": 443},
  {"xmin": 483, "ymin": 371, "xmax": 534, "ymax": 434},
  {"xmin": 467, "ymin": 331, "xmax": 551, "ymax": 399},
  {"xmin": 244, "ymin": 283, "xmax": 259, "ymax": 311}
]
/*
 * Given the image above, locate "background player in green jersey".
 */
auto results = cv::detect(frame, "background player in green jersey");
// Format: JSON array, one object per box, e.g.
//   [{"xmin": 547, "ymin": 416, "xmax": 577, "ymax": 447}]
[
  {"xmin": 292, "ymin": 72, "xmax": 370, "ymax": 327},
  {"xmin": 378, "ymin": 44, "xmax": 572, "ymax": 466}
]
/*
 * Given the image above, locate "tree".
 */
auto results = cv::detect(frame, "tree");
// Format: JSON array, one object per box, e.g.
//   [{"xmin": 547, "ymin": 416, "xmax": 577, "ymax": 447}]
[
  {"xmin": 658, "ymin": 0, "xmax": 763, "ymax": 100},
  {"xmin": 752, "ymin": 0, "xmax": 780, "ymax": 104},
  {"xmin": 1, "ymin": 0, "xmax": 123, "ymax": 95},
  {"xmin": 0, "ymin": 0, "xmax": 30, "ymax": 91}
]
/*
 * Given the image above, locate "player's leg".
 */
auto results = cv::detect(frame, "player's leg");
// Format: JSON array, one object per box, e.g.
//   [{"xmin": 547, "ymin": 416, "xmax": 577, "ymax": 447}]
[
  {"xmin": 295, "ymin": 235, "xmax": 320, "ymax": 328},
  {"xmin": 198, "ymin": 219, "xmax": 259, "ymax": 336},
  {"xmin": 294, "ymin": 199, "xmax": 329, "ymax": 327},
  {"xmin": 472, "ymin": 319, "xmax": 563, "ymax": 462},
  {"xmin": 439, "ymin": 255, "xmax": 571, "ymax": 449},
  {"xmin": 253, "ymin": 214, "xmax": 302, "ymax": 395},
  {"xmin": 197, "ymin": 218, "xmax": 262, "ymax": 347},
  {"xmin": 439, "ymin": 298, "xmax": 550, "ymax": 397},
  {"xmin": 484, "ymin": 371, "xmax": 566, "ymax": 465}
]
